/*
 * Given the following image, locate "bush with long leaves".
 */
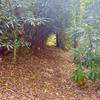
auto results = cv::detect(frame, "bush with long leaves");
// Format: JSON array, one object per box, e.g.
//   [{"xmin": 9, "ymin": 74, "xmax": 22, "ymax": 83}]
[
  {"xmin": 0, "ymin": 0, "xmax": 46, "ymax": 64},
  {"xmin": 65, "ymin": 0, "xmax": 100, "ymax": 85}
]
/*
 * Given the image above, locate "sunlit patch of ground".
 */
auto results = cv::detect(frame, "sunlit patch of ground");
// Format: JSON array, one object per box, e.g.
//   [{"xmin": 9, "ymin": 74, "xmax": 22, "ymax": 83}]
[{"xmin": 46, "ymin": 33, "xmax": 56, "ymax": 46}]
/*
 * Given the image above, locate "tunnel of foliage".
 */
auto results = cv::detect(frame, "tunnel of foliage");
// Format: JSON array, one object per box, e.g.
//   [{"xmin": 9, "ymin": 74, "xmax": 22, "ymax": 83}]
[
  {"xmin": 0, "ymin": 0, "xmax": 100, "ymax": 85},
  {"xmin": 0, "ymin": 0, "xmax": 70, "ymax": 63}
]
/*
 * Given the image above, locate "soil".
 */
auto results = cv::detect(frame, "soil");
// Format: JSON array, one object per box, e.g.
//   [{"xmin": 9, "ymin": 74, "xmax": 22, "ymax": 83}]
[{"xmin": 0, "ymin": 46, "xmax": 100, "ymax": 100}]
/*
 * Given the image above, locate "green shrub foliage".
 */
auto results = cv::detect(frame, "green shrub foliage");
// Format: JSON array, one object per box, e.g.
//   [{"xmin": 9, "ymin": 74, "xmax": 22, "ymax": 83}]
[
  {"xmin": 66, "ymin": 0, "xmax": 100, "ymax": 85},
  {"xmin": 0, "ymin": 0, "xmax": 45, "ymax": 64}
]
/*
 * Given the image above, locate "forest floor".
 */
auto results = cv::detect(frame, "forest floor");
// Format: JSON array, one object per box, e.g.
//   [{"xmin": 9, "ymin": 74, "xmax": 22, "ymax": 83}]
[{"xmin": 0, "ymin": 46, "xmax": 100, "ymax": 100}]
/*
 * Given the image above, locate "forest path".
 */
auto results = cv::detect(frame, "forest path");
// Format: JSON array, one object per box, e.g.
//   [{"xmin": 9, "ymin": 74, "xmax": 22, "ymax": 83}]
[{"xmin": 0, "ymin": 47, "xmax": 99, "ymax": 100}]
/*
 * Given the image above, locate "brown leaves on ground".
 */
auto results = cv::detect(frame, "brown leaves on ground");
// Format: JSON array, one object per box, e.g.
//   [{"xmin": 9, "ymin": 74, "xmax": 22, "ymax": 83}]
[{"xmin": 0, "ymin": 46, "xmax": 100, "ymax": 100}]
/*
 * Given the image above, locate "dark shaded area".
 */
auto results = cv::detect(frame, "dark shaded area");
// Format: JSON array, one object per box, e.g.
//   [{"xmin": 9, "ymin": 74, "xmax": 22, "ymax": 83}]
[{"xmin": 32, "ymin": 0, "xmax": 69, "ymax": 49}]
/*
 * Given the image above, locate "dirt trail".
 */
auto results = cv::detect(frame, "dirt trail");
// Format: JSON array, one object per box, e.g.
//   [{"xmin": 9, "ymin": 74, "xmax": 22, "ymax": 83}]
[{"xmin": 0, "ymin": 47, "xmax": 99, "ymax": 100}]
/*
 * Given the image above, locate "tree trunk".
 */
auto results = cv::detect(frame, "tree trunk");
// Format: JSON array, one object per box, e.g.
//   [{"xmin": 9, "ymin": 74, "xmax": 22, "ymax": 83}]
[{"xmin": 56, "ymin": 32, "xmax": 64, "ymax": 48}]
